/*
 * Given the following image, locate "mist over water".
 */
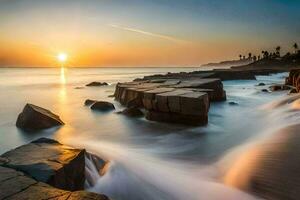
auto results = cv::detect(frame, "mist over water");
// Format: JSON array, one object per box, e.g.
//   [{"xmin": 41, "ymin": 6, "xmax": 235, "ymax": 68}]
[{"xmin": 0, "ymin": 68, "xmax": 297, "ymax": 199}]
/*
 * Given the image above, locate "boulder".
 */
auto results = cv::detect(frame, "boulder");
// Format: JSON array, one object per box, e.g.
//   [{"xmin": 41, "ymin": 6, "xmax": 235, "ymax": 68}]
[
  {"xmin": 0, "ymin": 166, "xmax": 109, "ymax": 200},
  {"xmin": 85, "ymin": 99, "xmax": 97, "ymax": 106},
  {"xmin": 0, "ymin": 138, "xmax": 85, "ymax": 191},
  {"xmin": 91, "ymin": 101, "xmax": 115, "ymax": 111},
  {"xmin": 257, "ymin": 83, "xmax": 266, "ymax": 86},
  {"xmin": 261, "ymin": 89, "xmax": 269, "ymax": 93},
  {"xmin": 86, "ymin": 82, "xmax": 108, "ymax": 87},
  {"xmin": 74, "ymin": 87, "xmax": 85, "ymax": 89},
  {"xmin": 269, "ymin": 84, "xmax": 291, "ymax": 91},
  {"xmin": 228, "ymin": 101, "xmax": 238, "ymax": 106},
  {"xmin": 16, "ymin": 104, "xmax": 64, "ymax": 131},
  {"xmin": 285, "ymin": 69, "xmax": 300, "ymax": 93},
  {"xmin": 289, "ymin": 88, "xmax": 297, "ymax": 94},
  {"xmin": 118, "ymin": 107, "xmax": 144, "ymax": 117}
]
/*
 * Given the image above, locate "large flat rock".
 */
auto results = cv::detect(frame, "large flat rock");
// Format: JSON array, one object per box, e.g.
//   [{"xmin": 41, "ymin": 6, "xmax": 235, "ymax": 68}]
[
  {"xmin": 114, "ymin": 75, "xmax": 225, "ymax": 125},
  {"xmin": 0, "ymin": 166, "xmax": 109, "ymax": 200},
  {"xmin": 0, "ymin": 138, "xmax": 85, "ymax": 191}
]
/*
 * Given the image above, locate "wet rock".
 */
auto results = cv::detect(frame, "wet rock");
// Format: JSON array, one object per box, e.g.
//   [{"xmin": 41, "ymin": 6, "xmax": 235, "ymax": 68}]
[
  {"xmin": 0, "ymin": 166, "xmax": 109, "ymax": 200},
  {"xmin": 269, "ymin": 84, "xmax": 291, "ymax": 91},
  {"xmin": 91, "ymin": 101, "xmax": 115, "ymax": 111},
  {"xmin": 117, "ymin": 107, "xmax": 144, "ymax": 117},
  {"xmin": 289, "ymin": 88, "xmax": 297, "ymax": 94},
  {"xmin": 86, "ymin": 82, "xmax": 108, "ymax": 87},
  {"xmin": 0, "ymin": 138, "xmax": 85, "ymax": 191},
  {"xmin": 261, "ymin": 89, "xmax": 269, "ymax": 93},
  {"xmin": 285, "ymin": 69, "xmax": 300, "ymax": 92},
  {"xmin": 114, "ymin": 77, "xmax": 222, "ymax": 125},
  {"xmin": 257, "ymin": 83, "xmax": 266, "ymax": 86},
  {"xmin": 16, "ymin": 104, "xmax": 64, "ymax": 131},
  {"xmin": 85, "ymin": 99, "xmax": 97, "ymax": 106},
  {"xmin": 75, "ymin": 87, "xmax": 85, "ymax": 89},
  {"xmin": 228, "ymin": 101, "xmax": 238, "ymax": 106}
]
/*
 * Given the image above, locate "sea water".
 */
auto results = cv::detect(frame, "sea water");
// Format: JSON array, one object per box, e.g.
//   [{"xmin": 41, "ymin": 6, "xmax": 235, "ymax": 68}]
[{"xmin": 0, "ymin": 67, "xmax": 292, "ymax": 199}]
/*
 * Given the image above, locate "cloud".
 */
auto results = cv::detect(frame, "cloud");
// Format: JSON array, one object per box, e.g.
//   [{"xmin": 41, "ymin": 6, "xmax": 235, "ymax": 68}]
[{"xmin": 109, "ymin": 24, "xmax": 189, "ymax": 44}]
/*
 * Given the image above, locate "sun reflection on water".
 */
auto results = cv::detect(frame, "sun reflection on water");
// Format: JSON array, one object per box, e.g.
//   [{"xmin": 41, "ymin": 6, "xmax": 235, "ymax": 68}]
[
  {"xmin": 59, "ymin": 67, "xmax": 67, "ymax": 102},
  {"xmin": 60, "ymin": 67, "xmax": 66, "ymax": 85}
]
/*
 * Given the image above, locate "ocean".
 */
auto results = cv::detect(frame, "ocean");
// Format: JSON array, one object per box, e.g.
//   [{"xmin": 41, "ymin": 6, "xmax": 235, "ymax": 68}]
[{"xmin": 0, "ymin": 67, "xmax": 292, "ymax": 199}]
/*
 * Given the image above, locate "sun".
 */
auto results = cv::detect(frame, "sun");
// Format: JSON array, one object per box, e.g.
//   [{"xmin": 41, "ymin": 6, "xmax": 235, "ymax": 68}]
[{"xmin": 57, "ymin": 53, "xmax": 68, "ymax": 62}]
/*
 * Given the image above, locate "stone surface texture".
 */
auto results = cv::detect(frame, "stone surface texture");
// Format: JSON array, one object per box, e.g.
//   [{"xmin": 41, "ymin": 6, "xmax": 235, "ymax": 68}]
[
  {"xmin": 285, "ymin": 69, "xmax": 300, "ymax": 92},
  {"xmin": 0, "ymin": 138, "xmax": 110, "ymax": 200},
  {"xmin": 16, "ymin": 104, "xmax": 64, "ymax": 131},
  {"xmin": 114, "ymin": 74, "xmax": 226, "ymax": 125}
]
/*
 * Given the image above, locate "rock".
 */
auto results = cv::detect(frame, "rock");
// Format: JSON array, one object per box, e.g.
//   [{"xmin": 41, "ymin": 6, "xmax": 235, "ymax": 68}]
[
  {"xmin": 86, "ymin": 82, "xmax": 108, "ymax": 87},
  {"xmin": 289, "ymin": 88, "xmax": 297, "ymax": 94},
  {"xmin": 257, "ymin": 83, "xmax": 266, "ymax": 86},
  {"xmin": 0, "ymin": 166, "xmax": 109, "ymax": 200},
  {"xmin": 75, "ymin": 87, "xmax": 85, "ymax": 89},
  {"xmin": 269, "ymin": 84, "xmax": 291, "ymax": 91},
  {"xmin": 228, "ymin": 101, "xmax": 238, "ymax": 106},
  {"xmin": 108, "ymin": 94, "xmax": 115, "ymax": 98},
  {"xmin": 85, "ymin": 99, "xmax": 97, "ymax": 106},
  {"xmin": 16, "ymin": 104, "xmax": 64, "ymax": 131},
  {"xmin": 146, "ymin": 111, "xmax": 208, "ymax": 126},
  {"xmin": 285, "ymin": 69, "xmax": 300, "ymax": 93},
  {"xmin": 118, "ymin": 107, "xmax": 144, "ymax": 117},
  {"xmin": 0, "ymin": 138, "xmax": 85, "ymax": 191},
  {"xmin": 225, "ymin": 124, "xmax": 300, "ymax": 200},
  {"xmin": 261, "ymin": 89, "xmax": 269, "ymax": 93},
  {"xmin": 114, "ymin": 77, "xmax": 221, "ymax": 125},
  {"xmin": 91, "ymin": 101, "xmax": 115, "ymax": 111}
]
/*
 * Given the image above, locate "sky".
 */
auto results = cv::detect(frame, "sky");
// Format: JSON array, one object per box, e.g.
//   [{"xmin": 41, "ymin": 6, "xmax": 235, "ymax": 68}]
[{"xmin": 0, "ymin": 0, "xmax": 299, "ymax": 67}]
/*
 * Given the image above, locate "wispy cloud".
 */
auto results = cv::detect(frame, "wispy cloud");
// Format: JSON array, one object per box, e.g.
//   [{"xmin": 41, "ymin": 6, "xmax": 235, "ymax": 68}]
[{"xmin": 109, "ymin": 24, "xmax": 189, "ymax": 44}]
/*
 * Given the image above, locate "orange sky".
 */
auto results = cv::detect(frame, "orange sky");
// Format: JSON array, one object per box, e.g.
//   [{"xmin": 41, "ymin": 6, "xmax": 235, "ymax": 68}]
[{"xmin": 0, "ymin": 0, "xmax": 299, "ymax": 67}]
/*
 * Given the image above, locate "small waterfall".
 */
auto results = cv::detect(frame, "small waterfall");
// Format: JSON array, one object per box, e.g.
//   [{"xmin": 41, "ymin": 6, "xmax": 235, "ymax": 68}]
[{"xmin": 85, "ymin": 152, "xmax": 108, "ymax": 188}]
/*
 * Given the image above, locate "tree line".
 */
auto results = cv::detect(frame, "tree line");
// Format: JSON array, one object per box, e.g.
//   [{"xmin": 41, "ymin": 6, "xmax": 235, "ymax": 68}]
[{"xmin": 239, "ymin": 43, "xmax": 299, "ymax": 62}]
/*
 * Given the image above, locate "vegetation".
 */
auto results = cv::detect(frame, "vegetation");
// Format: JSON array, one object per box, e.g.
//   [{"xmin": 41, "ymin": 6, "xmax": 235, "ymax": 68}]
[{"xmin": 238, "ymin": 43, "xmax": 299, "ymax": 64}]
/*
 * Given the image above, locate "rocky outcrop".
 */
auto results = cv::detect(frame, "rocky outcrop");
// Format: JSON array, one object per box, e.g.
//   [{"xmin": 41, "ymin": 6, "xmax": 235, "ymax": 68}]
[
  {"xmin": 86, "ymin": 82, "xmax": 108, "ymax": 87},
  {"xmin": 16, "ymin": 104, "xmax": 64, "ymax": 131},
  {"xmin": 269, "ymin": 84, "xmax": 291, "ymax": 91},
  {"xmin": 0, "ymin": 138, "xmax": 109, "ymax": 200},
  {"xmin": 225, "ymin": 124, "xmax": 300, "ymax": 200},
  {"xmin": 114, "ymin": 77, "xmax": 225, "ymax": 125},
  {"xmin": 285, "ymin": 69, "xmax": 300, "ymax": 92},
  {"xmin": 117, "ymin": 107, "xmax": 144, "ymax": 117},
  {"xmin": 257, "ymin": 83, "xmax": 265, "ymax": 86},
  {"xmin": 91, "ymin": 101, "xmax": 115, "ymax": 111},
  {"xmin": 85, "ymin": 99, "xmax": 97, "ymax": 106},
  {"xmin": 0, "ymin": 138, "xmax": 85, "ymax": 191},
  {"xmin": 0, "ymin": 166, "xmax": 109, "ymax": 200}
]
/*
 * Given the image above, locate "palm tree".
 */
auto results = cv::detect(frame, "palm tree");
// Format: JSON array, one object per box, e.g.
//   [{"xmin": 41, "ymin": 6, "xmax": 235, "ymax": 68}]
[
  {"xmin": 294, "ymin": 43, "xmax": 298, "ymax": 53},
  {"xmin": 276, "ymin": 46, "xmax": 281, "ymax": 57},
  {"xmin": 253, "ymin": 55, "xmax": 257, "ymax": 61}
]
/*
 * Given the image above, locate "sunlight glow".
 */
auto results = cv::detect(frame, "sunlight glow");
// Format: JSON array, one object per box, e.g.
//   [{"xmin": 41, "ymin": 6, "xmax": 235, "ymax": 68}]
[{"xmin": 57, "ymin": 53, "xmax": 68, "ymax": 63}]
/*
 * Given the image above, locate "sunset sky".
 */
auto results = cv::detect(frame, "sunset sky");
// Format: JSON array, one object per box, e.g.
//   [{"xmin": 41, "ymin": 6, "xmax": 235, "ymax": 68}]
[{"xmin": 0, "ymin": 0, "xmax": 299, "ymax": 67}]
